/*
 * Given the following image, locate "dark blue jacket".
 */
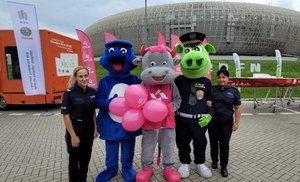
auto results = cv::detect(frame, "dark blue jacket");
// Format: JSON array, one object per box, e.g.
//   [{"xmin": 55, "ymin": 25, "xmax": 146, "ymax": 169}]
[
  {"xmin": 211, "ymin": 84, "xmax": 241, "ymax": 117},
  {"xmin": 61, "ymin": 84, "xmax": 97, "ymax": 120}
]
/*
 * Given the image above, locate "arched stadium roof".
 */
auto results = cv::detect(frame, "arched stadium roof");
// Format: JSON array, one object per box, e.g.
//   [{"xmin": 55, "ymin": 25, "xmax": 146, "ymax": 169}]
[{"xmin": 85, "ymin": 2, "xmax": 300, "ymax": 57}]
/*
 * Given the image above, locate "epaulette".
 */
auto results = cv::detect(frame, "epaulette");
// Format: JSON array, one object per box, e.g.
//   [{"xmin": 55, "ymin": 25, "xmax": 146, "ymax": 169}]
[{"xmin": 66, "ymin": 87, "xmax": 75, "ymax": 92}]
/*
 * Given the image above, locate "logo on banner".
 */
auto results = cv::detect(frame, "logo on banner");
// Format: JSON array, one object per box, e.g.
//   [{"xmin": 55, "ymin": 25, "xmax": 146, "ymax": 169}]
[
  {"xmin": 82, "ymin": 41, "xmax": 90, "ymax": 49},
  {"xmin": 18, "ymin": 10, "xmax": 28, "ymax": 20},
  {"xmin": 84, "ymin": 54, "xmax": 93, "ymax": 62},
  {"xmin": 17, "ymin": 10, "xmax": 29, "ymax": 25},
  {"xmin": 20, "ymin": 27, "xmax": 32, "ymax": 36}
]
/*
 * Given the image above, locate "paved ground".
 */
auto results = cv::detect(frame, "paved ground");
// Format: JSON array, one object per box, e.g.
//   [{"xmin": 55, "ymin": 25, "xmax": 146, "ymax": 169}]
[{"xmin": 0, "ymin": 100, "xmax": 299, "ymax": 182}]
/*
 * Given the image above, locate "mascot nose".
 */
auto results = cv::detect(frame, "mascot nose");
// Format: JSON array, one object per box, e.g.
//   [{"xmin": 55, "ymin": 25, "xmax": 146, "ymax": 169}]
[
  {"xmin": 165, "ymin": 70, "xmax": 169, "ymax": 74},
  {"xmin": 148, "ymin": 70, "xmax": 152, "ymax": 74},
  {"xmin": 186, "ymin": 58, "xmax": 193, "ymax": 66},
  {"xmin": 196, "ymin": 58, "xmax": 203, "ymax": 66}
]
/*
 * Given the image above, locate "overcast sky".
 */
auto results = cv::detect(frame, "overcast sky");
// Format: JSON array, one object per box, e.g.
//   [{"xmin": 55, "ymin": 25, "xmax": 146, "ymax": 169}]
[{"xmin": 1, "ymin": 0, "xmax": 300, "ymax": 39}]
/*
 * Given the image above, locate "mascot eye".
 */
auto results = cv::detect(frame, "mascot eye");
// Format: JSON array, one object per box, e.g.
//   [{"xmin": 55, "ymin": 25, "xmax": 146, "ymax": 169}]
[
  {"xmin": 195, "ymin": 46, "xmax": 202, "ymax": 52},
  {"xmin": 108, "ymin": 48, "xmax": 115, "ymax": 53},
  {"xmin": 184, "ymin": 47, "xmax": 192, "ymax": 54},
  {"xmin": 162, "ymin": 61, "xmax": 167, "ymax": 66},
  {"xmin": 150, "ymin": 61, "xmax": 156, "ymax": 67},
  {"xmin": 120, "ymin": 48, "xmax": 127, "ymax": 54}
]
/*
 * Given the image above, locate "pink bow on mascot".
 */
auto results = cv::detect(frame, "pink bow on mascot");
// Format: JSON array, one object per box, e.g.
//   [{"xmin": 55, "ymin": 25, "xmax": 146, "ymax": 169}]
[{"xmin": 132, "ymin": 44, "xmax": 182, "ymax": 182}]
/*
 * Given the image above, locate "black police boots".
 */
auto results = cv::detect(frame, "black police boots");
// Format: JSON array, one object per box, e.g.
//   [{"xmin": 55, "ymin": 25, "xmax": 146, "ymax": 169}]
[
  {"xmin": 221, "ymin": 167, "xmax": 228, "ymax": 177},
  {"xmin": 211, "ymin": 162, "xmax": 218, "ymax": 169}
]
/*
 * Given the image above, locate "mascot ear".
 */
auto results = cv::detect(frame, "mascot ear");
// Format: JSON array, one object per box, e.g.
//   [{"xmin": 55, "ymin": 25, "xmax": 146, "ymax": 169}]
[
  {"xmin": 140, "ymin": 45, "xmax": 147, "ymax": 56},
  {"xmin": 132, "ymin": 56, "xmax": 142, "ymax": 66},
  {"xmin": 175, "ymin": 43, "xmax": 183, "ymax": 54},
  {"xmin": 204, "ymin": 43, "xmax": 216, "ymax": 54}
]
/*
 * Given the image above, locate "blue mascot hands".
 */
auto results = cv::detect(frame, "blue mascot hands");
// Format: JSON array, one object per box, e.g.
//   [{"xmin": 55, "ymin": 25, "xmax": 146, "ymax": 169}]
[
  {"xmin": 105, "ymin": 94, "xmax": 118, "ymax": 110},
  {"xmin": 198, "ymin": 114, "xmax": 212, "ymax": 128}
]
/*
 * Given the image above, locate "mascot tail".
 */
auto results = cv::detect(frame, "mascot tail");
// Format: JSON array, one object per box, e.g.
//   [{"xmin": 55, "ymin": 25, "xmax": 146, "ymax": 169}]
[{"xmin": 156, "ymin": 146, "xmax": 161, "ymax": 165}]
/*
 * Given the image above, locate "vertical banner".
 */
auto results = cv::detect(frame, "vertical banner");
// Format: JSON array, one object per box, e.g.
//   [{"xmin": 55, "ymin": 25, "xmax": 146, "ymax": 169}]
[
  {"xmin": 157, "ymin": 31, "xmax": 166, "ymax": 46},
  {"xmin": 233, "ymin": 52, "xmax": 241, "ymax": 92},
  {"xmin": 202, "ymin": 38, "xmax": 212, "ymax": 80},
  {"xmin": 171, "ymin": 34, "xmax": 183, "ymax": 76},
  {"xmin": 75, "ymin": 29, "xmax": 98, "ymax": 89},
  {"xmin": 275, "ymin": 49, "xmax": 282, "ymax": 78},
  {"xmin": 104, "ymin": 31, "xmax": 117, "ymax": 42},
  {"xmin": 233, "ymin": 53, "xmax": 241, "ymax": 78},
  {"xmin": 7, "ymin": 1, "xmax": 46, "ymax": 95}
]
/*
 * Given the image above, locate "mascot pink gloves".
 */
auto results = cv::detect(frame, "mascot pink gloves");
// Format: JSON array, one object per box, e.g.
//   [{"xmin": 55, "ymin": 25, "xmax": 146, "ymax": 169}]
[
  {"xmin": 96, "ymin": 39, "xmax": 142, "ymax": 182},
  {"xmin": 133, "ymin": 45, "xmax": 182, "ymax": 182},
  {"xmin": 174, "ymin": 32, "xmax": 216, "ymax": 179}
]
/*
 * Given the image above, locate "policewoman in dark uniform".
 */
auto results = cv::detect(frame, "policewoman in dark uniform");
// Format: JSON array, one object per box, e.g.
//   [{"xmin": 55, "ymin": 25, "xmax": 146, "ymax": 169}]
[
  {"xmin": 61, "ymin": 66, "xmax": 98, "ymax": 182},
  {"xmin": 208, "ymin": 65, "xmax": 242, "ymax": 177}
]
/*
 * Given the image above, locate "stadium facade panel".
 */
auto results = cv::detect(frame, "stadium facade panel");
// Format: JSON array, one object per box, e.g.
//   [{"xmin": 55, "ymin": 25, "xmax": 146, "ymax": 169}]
[{"xmin": 85, "ymin": 2, "xmax": 300, "ymax": 57}]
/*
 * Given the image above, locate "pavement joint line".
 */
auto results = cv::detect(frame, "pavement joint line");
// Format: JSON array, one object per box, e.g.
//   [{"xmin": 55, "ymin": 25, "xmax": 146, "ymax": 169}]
[
  {"xmin": 9, "ymin": 113, "xmax": 25, "ymax": 115},
  {"xmin": 241, "ymin": 113, "xmax": 253, "ymax": 115},
  {"xmin": 257, "ymin": 113, "xmax": 275, "ymax": 115}
]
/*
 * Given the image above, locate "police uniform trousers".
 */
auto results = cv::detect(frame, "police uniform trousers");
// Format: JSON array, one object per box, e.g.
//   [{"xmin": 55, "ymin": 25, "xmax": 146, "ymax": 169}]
[
  {"xmin": 175, "ymin": 115, "xmax": 208, "ymax": 164},
  {"xmin": 208, "ymin": 116, "xmax": 233, "ymax": 168},
  {"xmin": 65, "ymin": 119, "xmax": 94, "ymax": 182}
]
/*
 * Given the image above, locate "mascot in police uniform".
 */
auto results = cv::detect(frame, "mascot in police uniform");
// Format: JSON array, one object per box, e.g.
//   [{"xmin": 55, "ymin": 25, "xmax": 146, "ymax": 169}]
[
  {"xmin": 174, "ymin": 32, "xmax": 216, "ymax": 179},
  {"xmin": 96, "ymin": 39, "xmax": 142, "ymax": 182}
]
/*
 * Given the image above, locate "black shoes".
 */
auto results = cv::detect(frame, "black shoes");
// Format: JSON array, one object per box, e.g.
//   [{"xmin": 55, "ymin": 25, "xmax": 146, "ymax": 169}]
[
  {"xmin": 211, "ymin": 162, "xmax": 218, "ymax": 169},
  {"xmin": 221, "ymin": 167, "xmax": 228, "ymax": 177},
  {"xmin": 211, "ymin": 162, "xmax": 228, "ymax": 177}
]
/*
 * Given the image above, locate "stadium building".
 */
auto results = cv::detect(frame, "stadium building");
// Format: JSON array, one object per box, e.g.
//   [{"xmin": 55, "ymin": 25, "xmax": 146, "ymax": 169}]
[{"xmin": 85, "ymin": 2, "xmax": 300, "ymax": 57}]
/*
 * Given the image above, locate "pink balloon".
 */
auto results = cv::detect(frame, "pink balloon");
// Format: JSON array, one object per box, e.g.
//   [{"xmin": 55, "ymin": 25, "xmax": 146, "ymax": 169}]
[
  {"xmin": 142, "ymin": 100, "xmax": 168, "ymax": 122},
  {"xmin": 124, "ymin": 84, "xmax": 148, "ymax": 109},
  {"xmin": 122, "ymin": 109, "xmax": 145, "ymax": 131},
  {"xmin": 109, "ymin": 97, "xmax": 131, "ymax": 116}
]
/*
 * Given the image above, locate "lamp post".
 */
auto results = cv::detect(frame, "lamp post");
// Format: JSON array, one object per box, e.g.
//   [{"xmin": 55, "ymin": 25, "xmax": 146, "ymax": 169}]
[{"xmin": 144, "ymin": 0, "xmax": 148, "ymax": 46}]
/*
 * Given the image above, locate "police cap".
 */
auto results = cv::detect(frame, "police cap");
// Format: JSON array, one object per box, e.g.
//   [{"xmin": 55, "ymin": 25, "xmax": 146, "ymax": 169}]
[{"xmin": 179, "ymin": 32, "xmax": 206, "ymax": 46}]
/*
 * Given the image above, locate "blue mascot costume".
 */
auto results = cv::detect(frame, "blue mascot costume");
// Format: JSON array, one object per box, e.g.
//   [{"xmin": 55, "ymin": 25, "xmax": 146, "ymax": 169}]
[{"xmin": 96, "ymin": 39, "xmax": 142, "ymax": 182}]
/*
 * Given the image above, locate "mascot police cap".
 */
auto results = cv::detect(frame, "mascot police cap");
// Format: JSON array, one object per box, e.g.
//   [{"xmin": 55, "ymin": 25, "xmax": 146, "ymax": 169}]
[{"xmin": 179, "ymin": 32, "xmax": 206, "ymax": 46}]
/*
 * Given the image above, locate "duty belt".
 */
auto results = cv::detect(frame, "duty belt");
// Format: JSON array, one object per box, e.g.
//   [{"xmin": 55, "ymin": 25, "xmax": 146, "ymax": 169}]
[
  {"xmin": 75, "ymin": 118, "xmax": 91, "ymax": 122},
  {"xmin": 176, "ymin": 111, "xmax": 208, "ymax": 119},
  {"xmin": 71, "ymin": 116, "xmax": 92, "ymax": 123}
]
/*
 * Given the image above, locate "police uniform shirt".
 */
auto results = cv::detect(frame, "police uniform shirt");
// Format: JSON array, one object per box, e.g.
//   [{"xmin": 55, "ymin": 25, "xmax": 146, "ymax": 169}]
[
  {"xmin": 211, "ymin": 84, "xmax": 241, "ymax": 117},
  {"xmin": 61, "ymin": 83, "xmax": 97, "ymax": 121},
  {"xmin": 175, "ymin": 75, "xmax": 213, "ymax": 116}
]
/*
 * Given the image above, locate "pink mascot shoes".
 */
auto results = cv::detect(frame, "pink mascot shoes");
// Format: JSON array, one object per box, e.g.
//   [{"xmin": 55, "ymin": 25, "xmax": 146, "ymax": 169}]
[
  {"xmin": 136, "ymin": 168, "xmax": 153, "ymax": 182},
  {"xmin": 163, "ymin": 168, "xmax": 181, "ymax": 182},
  {"xmin": 136, "ymin": 168, "xmax": 181, "ymax": 182}
]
